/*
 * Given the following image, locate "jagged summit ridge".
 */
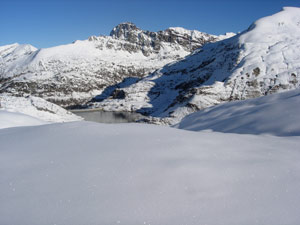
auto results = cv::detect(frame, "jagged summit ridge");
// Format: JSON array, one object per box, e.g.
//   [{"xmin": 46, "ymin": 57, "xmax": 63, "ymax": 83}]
[{"xmin": 108, "ymin": 22, "xmax": 234, "ymax": 53}]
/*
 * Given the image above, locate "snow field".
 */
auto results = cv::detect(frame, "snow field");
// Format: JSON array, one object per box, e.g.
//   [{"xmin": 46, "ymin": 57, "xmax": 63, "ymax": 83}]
[{"xmin": 1, "ymin": 122, "xmax": 300, "ymax": 225}]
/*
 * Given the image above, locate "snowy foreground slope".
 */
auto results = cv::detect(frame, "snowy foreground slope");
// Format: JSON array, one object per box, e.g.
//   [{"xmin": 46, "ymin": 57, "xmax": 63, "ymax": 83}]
[
  {"xmin": 1, "ymin": 121, "xmax": 300, "ymax": 225},
  {"xmin": 92, "ymin": 7, "xmax": 300, "ymax": 124},
  {"xmin": 177, "ymin": 88, "xmax": 300, "ymax": 136},
  {"xmin": 0, "ymin": 23, "xmax": 233, "ymax": 107},
  {"xmin": 0, "ymin": 94, "xmax": 81, "ymax": 126}
]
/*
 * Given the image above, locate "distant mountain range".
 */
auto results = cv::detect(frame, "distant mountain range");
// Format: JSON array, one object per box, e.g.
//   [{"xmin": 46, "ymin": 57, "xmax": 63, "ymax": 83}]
[{"xmin": 1, "ymin": 7, "xmax": 300, "ymax": 125}]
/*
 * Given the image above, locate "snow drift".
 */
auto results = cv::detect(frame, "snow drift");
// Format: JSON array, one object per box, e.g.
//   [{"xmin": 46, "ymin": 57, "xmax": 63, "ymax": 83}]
[{"xmin": 176, "ymin": 88, "xmax": 300, "ymax": 136}]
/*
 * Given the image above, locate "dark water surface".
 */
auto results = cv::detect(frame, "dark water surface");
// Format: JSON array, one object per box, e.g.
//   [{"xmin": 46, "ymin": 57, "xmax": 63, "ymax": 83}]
[{"xmin": 72, "ymin": 110, "xmax": 145, "ymax": 123}]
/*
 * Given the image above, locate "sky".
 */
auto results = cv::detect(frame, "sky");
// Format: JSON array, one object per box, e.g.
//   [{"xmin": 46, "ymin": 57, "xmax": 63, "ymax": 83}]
[{"xmin": 1, "ymin": 0, "xmax": 299, "ymax": 48}]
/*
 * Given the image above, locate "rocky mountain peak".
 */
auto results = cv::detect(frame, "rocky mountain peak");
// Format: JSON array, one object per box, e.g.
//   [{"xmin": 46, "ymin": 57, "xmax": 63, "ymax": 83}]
[{"xmin": 110, "ymin": 22, "xmax": 141, "ymax": 40}]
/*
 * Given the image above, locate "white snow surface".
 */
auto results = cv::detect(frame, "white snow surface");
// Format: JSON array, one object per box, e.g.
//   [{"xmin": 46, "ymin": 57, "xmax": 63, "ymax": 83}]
[
  {"xmin": 1, "ymin": 121, "xmax": 300, "ymax": 225},
  {"xmin": 0, "ymin": 110, "xmax": 47, "ymax": 129},
  {"xmin": 176, "ymin": 88, "xmax": 300, "ymax": 136},
  {"xmin": 0, "ymin": 94, "xmax": 82, "ymax": 123},
  {"xmin": 167, "ymin": 27, "xmax": 235, "ymax": 41}
]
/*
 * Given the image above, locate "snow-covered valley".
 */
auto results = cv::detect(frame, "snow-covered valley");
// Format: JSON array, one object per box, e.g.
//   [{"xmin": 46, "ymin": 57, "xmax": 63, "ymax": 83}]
[
  {"xmin": 2, "ymin": 8, "xmax": 300, "ymax": 124},
  {"xmin": 1, "ymin": 6, "xmax": 300, "ymax": 225}
]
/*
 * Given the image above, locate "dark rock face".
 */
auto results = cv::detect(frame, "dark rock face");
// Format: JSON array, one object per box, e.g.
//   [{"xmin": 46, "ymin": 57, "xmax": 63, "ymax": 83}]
[
  {"xmin": 112, "ymin": 89, "xmax": 126, "ymax": 99},
  {"xmin": 110, "ymin": 22, "xmax": 140, "ymax": 40},
  {"xmin": 110, "ymin": 22, "xmax": 218, "ymax": 55}
]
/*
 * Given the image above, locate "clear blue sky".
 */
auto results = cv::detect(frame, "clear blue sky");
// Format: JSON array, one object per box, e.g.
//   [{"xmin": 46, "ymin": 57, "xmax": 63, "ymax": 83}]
[{"xmin": 1, "ymin": 0, "xmax": 299, "ymax": 48}]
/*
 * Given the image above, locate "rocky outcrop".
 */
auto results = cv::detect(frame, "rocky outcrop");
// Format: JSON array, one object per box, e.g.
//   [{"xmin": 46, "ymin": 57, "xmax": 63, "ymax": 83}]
[{"xmin": 110, "ymin": 22, "xmax": 222, "ymax": 55}]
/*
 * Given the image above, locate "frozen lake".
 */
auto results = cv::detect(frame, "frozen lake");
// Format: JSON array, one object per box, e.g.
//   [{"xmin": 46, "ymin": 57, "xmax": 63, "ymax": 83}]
[{"xmin": 72, "ymin": 110, "xmax": 145, "ymax": 123}]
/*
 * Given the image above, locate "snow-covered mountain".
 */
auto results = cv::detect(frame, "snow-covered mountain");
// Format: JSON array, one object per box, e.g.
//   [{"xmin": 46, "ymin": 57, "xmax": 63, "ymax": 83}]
[
  {"xmin": 90, "ymin": 7, "xmax": 300, "ymax": 125},
  {"xmin": 0, "ymin": 23, "xmax": 232, "ymax": 107}
]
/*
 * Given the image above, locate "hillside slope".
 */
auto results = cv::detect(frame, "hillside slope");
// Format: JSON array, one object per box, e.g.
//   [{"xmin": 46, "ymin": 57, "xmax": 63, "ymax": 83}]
[{"xmin": 0, "ymin": 94, "xmax": 81, "ymax": 123}]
